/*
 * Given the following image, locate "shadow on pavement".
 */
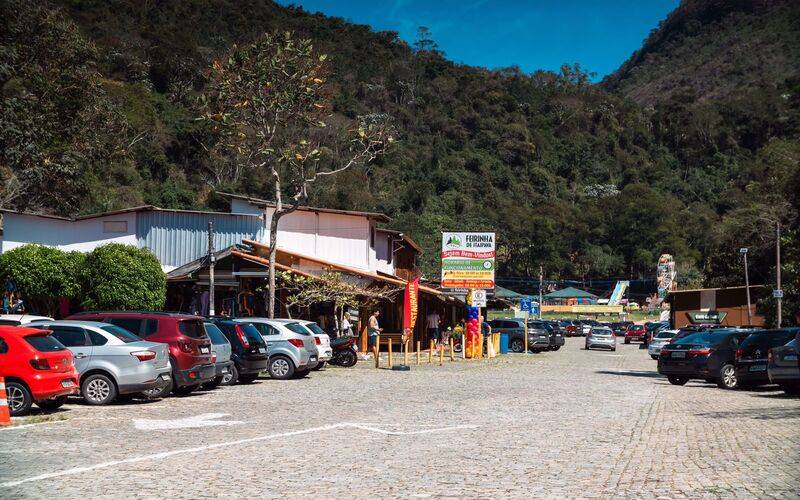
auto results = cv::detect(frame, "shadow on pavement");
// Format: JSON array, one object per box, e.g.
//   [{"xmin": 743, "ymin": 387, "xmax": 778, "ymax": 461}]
[
  {"xmin": 695, "ymin": 405, "xmax": 800, "ymax": 420},
  {"xmin": 595, "ymin": 370, "xmax": 664, "ymax": 378}
]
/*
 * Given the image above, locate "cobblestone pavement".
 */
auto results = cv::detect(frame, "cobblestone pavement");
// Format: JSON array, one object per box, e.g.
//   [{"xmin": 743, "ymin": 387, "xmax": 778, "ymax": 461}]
[{"xmin": 2, "ymin": 338, "xmax": 799, "ymax": 498}]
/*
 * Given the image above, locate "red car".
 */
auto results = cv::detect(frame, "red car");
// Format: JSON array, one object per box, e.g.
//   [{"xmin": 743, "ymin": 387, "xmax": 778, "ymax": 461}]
[
  {"xmin": 0, "ymin": 326, "xmax": 80, "ymax": 416},
  {"xmin": 624, "ymin": 324, "xmax": 647, "ymax": 344},
  {"xmin": 67, "ymin": 311, "xmax": 214, "ymax": 396}
]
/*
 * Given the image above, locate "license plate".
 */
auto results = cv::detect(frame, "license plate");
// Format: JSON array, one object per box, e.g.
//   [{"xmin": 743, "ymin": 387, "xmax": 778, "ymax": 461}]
[
  {"xmin": 749, "ymin": 365, "xmax": 766, "ymax": 372},
  {"xmin": 672, "ymin": 351, "xmax": 686, "ymax": 359},
  {"xmin": 61, "ymin": 380, "xmax": 75, "ymax": 388},
  {"xmin": 259, "ymin": 347, "xmax": 266, "ymax": 354},
  {"xmin": 160, "ymin": 374, "xmax": 171, "ymax": 381},
  {"xmin": 199, "ymin": 346, "xmax": 210, "ymax": 354},
  {"xmin": 785, "ymin": 354, "xmax": 798, "ymax": 361}
]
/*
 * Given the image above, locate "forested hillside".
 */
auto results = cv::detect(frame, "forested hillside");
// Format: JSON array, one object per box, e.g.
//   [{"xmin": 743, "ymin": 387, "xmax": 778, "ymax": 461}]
[{"xmin": 1, "ymin": 0, "xmax": 798, "ymax": 294}]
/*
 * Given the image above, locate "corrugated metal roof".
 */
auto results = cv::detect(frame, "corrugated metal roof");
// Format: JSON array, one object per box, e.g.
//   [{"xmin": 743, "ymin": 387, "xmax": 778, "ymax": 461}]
[
  {"xmin": 218, "ymin": 191, "xmax": 392, "ymax": 222},
  {"xmin": 137, "ymin": 211, "xmax": 265, "ymax": 268}
]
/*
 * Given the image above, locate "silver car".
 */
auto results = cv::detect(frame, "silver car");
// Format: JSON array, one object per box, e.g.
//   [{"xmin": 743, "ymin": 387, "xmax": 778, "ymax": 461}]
[
  {"xmin": 586, "ymin": 326, "xmax": 616, "ymax": 351},
  {"xmin": 648, "ymin": 329, "xmax": 679, "ymax": 359},
  {"xmin": 202, "ymin": 322, "xmax": 234, "ymax": 388},
  {"xmin": 237, "ymin": 318, "xmax": 318, "ymax": 380},
  {"xmin": 39, "ymin": 320, "xmax": 171, "ymax": 405}
]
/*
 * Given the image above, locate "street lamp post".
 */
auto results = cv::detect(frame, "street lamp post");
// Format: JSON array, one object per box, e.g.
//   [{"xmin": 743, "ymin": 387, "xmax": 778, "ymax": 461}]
[{"xmin": 740, "ymin": 247, "xmax": 752, "ymax": 326}]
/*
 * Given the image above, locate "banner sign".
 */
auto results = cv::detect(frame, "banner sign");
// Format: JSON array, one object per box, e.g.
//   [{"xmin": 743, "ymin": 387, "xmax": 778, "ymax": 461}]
[
  {"xmin": 402, "ymin": 277, "xmax": 420, "ymax": 333},
  {"xmin": 441, "ymin": 232, "xmax": 495, "ymax": 292},
  {"xmin": 687, "ymin": 310, "xmax": 727, "ymax": 324}
]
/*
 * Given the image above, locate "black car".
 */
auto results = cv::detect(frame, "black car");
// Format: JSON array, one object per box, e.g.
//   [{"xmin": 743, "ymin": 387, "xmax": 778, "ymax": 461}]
[
  {"xmin": 209, "ymin": 319, "xmax": 269, "ymax": 384},
  {"xmin": 488, "ymin": 318, "xmax": 549, "ymax": 353},
  {"xmin": 736, "ymin": 328, "xmax": 799, "ymax": 387},
  {"xmin": 610, "ymin": 321, "xmax": 633, "ymax": 336},
  {"xmin": 768, "ymin": 338, "xmax": 799, "ymax": 396},
  {"xmin": 658, "ymin": 329, "xmax": 753, "ymax": 389},
  {"xmin": 542, "ymin": 320, "xmax": 565, "ymax": 351}
]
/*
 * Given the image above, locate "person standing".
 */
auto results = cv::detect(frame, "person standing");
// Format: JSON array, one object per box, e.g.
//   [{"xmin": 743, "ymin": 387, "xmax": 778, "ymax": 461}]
[
  {"xmin": 426, "ymin": 309, "xmax": 441, "ymax": 346},
  {"xmin": 341, "ymin": 312, "xmax": 353, "ymax": 337},
  {"xmin": 367, "ymin": 310, "xmax": 382, "ymax": 358}
]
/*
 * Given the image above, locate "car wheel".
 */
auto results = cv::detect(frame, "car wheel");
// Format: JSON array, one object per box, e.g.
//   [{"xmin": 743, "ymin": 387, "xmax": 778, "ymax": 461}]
[
  {"xmin": 667, "ymin": 376, "xmax": 689, "ymax": 386},
  {"xmin": 717, "ymin": 363, "xmax": 737, "ymax": 390},
  {"xmin": 624, "ymin": 339, "xmax": 630, "ymax": 344},
  {"xmin": 311, "ymin": 361, "xmax": 326, "ymax": 371},
  {"xmin": 650, "ymin": 355, "xmax": 658, "ymax": 360},
  {"xmin": 140, "ymin": 378, "xmax": 173, "ymax": 399},
  {"xmin": 36, "ymin": 395, "xmax": 68, "ymax": 412},
  {"xmin": 510, "ymin": 339, "xmax": 524, "ymax": 353},
  {"xmin": 221, "ymin": 364, "xmax": 239, "ymax": 386},
  {"xmin": 201, "ymin": 376, "xmax": 223, "ymax": 390},
  {"xmin": 172, "ymin": 384, "xmax": 199, "ymax": 396},
  {"xmin": 268, "ymin": 356, "xmax": 295, "ymax": 380},
  {"xmin": 339, "ymin": 349, "xmax": 358, "ymax": 367},
  {"xmin": 238, "ymin": 373, "xmax": 259, "ymax": 384},
  {"xmin": 6, "ymin": 381, "xmax": 33, "ymax": 416},
  {"xmin": 81, "ymin": 374, "xmax": 117, "ymax": 405},
  {"xmin": 551, "ymin": 346, "xmax": 561, "ymax": 351}
]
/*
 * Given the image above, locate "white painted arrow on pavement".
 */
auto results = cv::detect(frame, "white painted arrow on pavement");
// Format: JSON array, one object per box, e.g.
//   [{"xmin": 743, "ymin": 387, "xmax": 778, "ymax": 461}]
[{"xmin": 133, "ymin": 413, "xmax": 245, "ymax": 430}]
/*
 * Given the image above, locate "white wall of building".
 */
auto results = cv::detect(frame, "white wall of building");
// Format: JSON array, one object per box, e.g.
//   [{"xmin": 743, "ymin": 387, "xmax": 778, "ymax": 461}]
[{"xmin": 1, "ymin": 212, "xmax": 138, "ymax": 254}]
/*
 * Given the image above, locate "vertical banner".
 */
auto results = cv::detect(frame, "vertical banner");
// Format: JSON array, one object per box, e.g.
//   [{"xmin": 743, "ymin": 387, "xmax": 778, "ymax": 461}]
[{"xmin": 403, "ymin": 277, "xmax": 420, "ymax": 333}]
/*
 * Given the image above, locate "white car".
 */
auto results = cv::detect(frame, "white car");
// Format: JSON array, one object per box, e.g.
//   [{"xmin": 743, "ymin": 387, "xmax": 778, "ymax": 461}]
[
  {"xmin": 0, "ymin": 314, "xmax": 54, "ymax": 326},
  {"xmin": 296, "ymin": 320, "xmax": 332, "ymax": 370},
  {"xmin": 648, "ymin": 329, "xmax": 679, "ymax": 359}
]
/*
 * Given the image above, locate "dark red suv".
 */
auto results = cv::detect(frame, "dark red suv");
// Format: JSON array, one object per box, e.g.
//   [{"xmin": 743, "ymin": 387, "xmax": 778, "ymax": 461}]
[{"xmin": 67, "ymin": 312, "xmax": 214, "ymax": 396}]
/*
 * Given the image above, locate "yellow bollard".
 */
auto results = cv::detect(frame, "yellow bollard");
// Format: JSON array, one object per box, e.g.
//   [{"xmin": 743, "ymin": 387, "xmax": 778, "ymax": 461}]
[
  {"xmin": 449, "ymin": 338, "xmax": 455, "ymax": 361},
  {"xmin": 388, "ymin": 339, "xmax": 393, "ymax": 368},
  {"xmin": 416, "ymin": 341, "xmax": 421, "ymax": 365},
  {"xmin": 404, "ymin": 340, "xmax": 409, "ymax": 366},
  {"xmin": 439, "ymin": 342, "xmax": 444, "ymax": 366},
  {"xmin": 374, "ymin": 335, "xmax": 380, "ymax": 369},
  {"xmin": 429, "ymin": 340, "xmax": 434, "ymax": 364}
]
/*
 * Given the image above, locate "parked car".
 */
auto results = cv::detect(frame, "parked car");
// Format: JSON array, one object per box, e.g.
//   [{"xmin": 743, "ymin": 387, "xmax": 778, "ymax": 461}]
[
  {"xmin": 734, "ymin": 328, "xmax": 797, "ymax": 388},
  {"xmin": 610, "ymin": 321, "xmax": 633, "ymax": 336},
  {"xmin": 561, "ymin": 320, "xmax": 581, "ymax": 337},
  {"xmin": 211, "ymin": 319, "xmax": 270, "ymax": 384},
  {"xmin": 577, "ymin": 319, "xmax": 600, "ymax": 336},
  {"xmin": 585, "ymin": 326, "xmax": 616, "ymax": 351},
  {"xmin": 648, "ymin": 329, "xmax": 679, "ymax": 359},
  {"xmin": 542, "ymin": 320, "xmax": 565, "ymax": 351},
  {"xmin": 658, "ymin": 329, "xmax": 752, "ymax": 389},
  {"xmin": 202, "ymin": 321, "xmax": 234, "ymax": 389},
  {"xmin": 295, "ymin": 320, "xmax": 332, "ymax": 370},
  {"xmin": 767, "ymin": 338, "xmax": 799, "ymax": 396},
  {"xmin": 244, "ymin": 318, "xmax": 317, "ymax": 380},
  {"xmin": 487, "ymin": 318, "xmax": 549, "ymax": 353},
  {"xmin": 0, "ymin": 314, "xmax": 54, "ymax": 326},
  {"xmin": 37, "ymin": 320, "xmax": 171, "ymax": 405},
  {"xmin": 644, "ymin": 321, "xmax": 669, "ymax": 345},
  {"xmin": 0, "ymin": 326, "xmax": 79, "ymax": 416},
  {"xmin": 67, "ymin": 311, "xmax": 215, "ymax": 396},
  {"xmin": 624, "ymin": 324, "xmax": 647, "ymax": 344}
]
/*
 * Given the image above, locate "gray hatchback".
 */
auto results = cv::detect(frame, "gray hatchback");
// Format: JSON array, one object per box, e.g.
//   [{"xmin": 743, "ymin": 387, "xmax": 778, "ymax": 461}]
[
  {"xmin": 202, "ymin": 322, "xmax": 234, "ymax": 388},
  {"xmin": 38, "ymin": 320, "xmax": 171, "ymax": 405}
]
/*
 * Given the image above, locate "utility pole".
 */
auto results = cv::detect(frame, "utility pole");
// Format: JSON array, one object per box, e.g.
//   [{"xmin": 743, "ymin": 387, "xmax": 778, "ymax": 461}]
[
  {"xmin": 538, "ymin": 265, "xmax": 543, "ymax": 320},
  {"xmin": 208, "ymin": 221, "xmax": 215, "ymax": 317},
  {"xmin": 740, "ymin": 247, "xmax": 752, "ymax": 325},
  {"xmin": 776, "ymin": 221, "xmax": 782, "ymax": 328}
]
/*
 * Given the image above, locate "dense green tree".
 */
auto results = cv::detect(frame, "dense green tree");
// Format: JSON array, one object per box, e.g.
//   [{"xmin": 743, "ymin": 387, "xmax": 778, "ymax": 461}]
[{"xmin": 81, "ymin": 244, "xmax": 166, "ymax": 311}]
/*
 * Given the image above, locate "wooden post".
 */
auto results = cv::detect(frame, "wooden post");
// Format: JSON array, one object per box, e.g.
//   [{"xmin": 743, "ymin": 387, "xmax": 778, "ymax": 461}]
[
  {"xmin": 439, "ymin": 342, "xmax": 444, "ymax": 366},
  {"xmin": 388, "ymin": 339, "xmax": 393, "ymax": 368},
  {"xmin": 404, "ymin": 340, "xmax": 409, "ymax": 366},
  {"xmin": 429, "ymin": 340, "xmax": 434, "ymax": 363},
  {"xmin": 449, "ymin": 338, "xmax": 455, "ymax": 361},
  {"xmin": 374, "ymin": 335, "xmax": 380, "ymax": 369},
  {"xmin": 416, "ymin": 341, "xmax": 421, "ymax": 365}
]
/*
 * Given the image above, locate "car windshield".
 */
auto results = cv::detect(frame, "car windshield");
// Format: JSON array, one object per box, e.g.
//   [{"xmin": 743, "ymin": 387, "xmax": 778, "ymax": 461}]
[
  {"xmin": 25, "ymin": 333, "xmax": 66, "ymax": 352},
  {"xmin": 672, "ymin": 332, "xmax": 727, "ymax": 346},
  {"xmin": 285, "ymin": 322, "xmax": 312, "ymax": 335},
  {"xmin": 203, "ymin": 323, "xmax": 228, "ymax": 345},
  {"xmin": 303, "ymin": 323, "xmax": 326, "ymax": 336},
  {"xmin": 178, "ymin": 320, "xmax": 208, "ymax": 339},
  {"xmin": 655, "ymin": 330, "xmax": 676, "ymax": 339},
  {"xmin": 99, "ymin": 325, "xmax": 142, "ymax": 343}
]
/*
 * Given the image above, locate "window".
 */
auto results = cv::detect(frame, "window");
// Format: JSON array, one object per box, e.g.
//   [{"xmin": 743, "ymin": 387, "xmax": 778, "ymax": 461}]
[
  {"xmin": 103, "ymin": 220, "xmax": 128, "ymax": 233},
  {"xmin": 304, "ymin": 323, "xmax": 326, "ymax": 336},
  {"xmin": 178, "ymin": 320, "xmax": 207, "ymax": 339},
  {"xmin": 143, "ymin": 319, "xmax": 159, "ymax": 337},
  {"xmin": 25, "ymin": 335, "xmax": 66, "ymax": 352},
  {"xmin": 0, "ymin": 336, "xmax": 7, "ymax": 354},
  {"xmin": 107, "ymin": 318, "xmax": 143, "ymax": 336},
  {"xmin": 203, "ymin": 323, "xmax": 228, "ymax": 344},
  {"xmin": 88, "ymin": 330, "xmax": 108, "ymax": 346},
  {"xmin": 50, "ymin": 327, "xmax": 88, "ymax": 347},
  {"xmin": 285, "ymin": 322, "xmax": 312, "ymax": 335},
  {"xmin": 251, "ymin": 323, "xmax": 279, "ymax": 336},
  {"xmin": 100, "ymin": 325, "xmax": 142, "ymax": 343},
  {"xmin": 0, "ymin": 319, "xmax": 21, "ymax": 326}
]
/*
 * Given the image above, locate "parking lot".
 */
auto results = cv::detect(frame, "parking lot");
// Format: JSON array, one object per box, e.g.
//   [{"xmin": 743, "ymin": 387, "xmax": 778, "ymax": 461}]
[{"xmin": 2, "ymin": 338, "xmax": 798, "ymax": 498}]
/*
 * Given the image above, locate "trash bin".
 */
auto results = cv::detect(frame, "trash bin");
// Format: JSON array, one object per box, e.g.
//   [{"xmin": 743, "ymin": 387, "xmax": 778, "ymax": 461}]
[{"xmin": 499, "ymin": 333, "xmax": 509, "ymax": 353}]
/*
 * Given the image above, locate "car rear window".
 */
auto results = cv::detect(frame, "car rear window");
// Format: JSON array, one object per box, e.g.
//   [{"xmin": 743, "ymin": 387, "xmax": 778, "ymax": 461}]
[
  {"xmin": 673, "ymin": 332, "xmax": 728, "ymax": 346},
  {"xmin": 178, "ymin": 320, "xmax": 208, "ymax": 339},
  {"xmin": 740, "ymin": 331, "xmax": 796, "ymax": 349},
  {"xmin": 593, "ymin": 328, "xmax": 612, "ymax": 334},
  {"xmin": 100, "ymin": 325, "xmax": 142, "ymax": 343},
  {"xmin": 304, "ymin": 323, "xmax": 325, "ymax": 336},
  {"xmin": 203, "ymin": 323, "xmax": 228, "ymax": 345},
  {"xmin": 656, "ymin": 330, "xmax": 676, "ymax": 339},
  {"xmin": 285, "ymin": 322, "xmax": 312, "ymax": 335},
  {"xmin": 0, "ymin": 319, "xmax": 21, "ymax": 326},
  {"xmin": 25, "ymin": 334, "xmax": 66, "ymax": 352},
  {"xmin": 239, "ymin": 324, "xmax": 266, "ymax": 346}
]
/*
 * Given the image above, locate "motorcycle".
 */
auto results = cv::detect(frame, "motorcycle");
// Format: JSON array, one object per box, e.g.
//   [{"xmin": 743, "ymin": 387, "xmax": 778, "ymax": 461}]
[{"xmin": 329, "ymin": 336, "xmax": 358, "ymax": 367}]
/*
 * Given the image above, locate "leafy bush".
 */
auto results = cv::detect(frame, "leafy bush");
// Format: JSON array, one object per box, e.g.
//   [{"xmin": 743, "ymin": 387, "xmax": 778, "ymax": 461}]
[
  {"xmin": 81, "ymin": 244, "xmax": 166, "ymax": 311},
  {"xmin": 0, "ymin": 244, "xmax": 84, "ymax": 316}
]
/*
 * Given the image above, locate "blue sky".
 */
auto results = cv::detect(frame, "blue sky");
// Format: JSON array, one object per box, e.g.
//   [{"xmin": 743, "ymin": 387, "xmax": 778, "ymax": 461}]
[{"xmin": 279, "ymin": 1, "xmax": 679, "ymax": 79}]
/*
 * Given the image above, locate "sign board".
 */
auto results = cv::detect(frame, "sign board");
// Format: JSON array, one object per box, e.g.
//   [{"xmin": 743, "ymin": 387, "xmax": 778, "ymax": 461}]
[
  {"xmin": 531, "ymin": 301, "xmax": 540, "ymax": 317},
  {"xmin": 470, "ymin": 289, "xmax": 487, "ymax": 308},
  {"xmin": 773, "ymin": 289, "xmax": 784, "ymax": 299},
  {"xmin": 520, "ymin": 296, "xmax": 533, "ymax": 312},
  {"xmin": 441, "ymin": 232, "xmax": 495, "ymax": 293},
  {"xmin": 687, "ymin": 310, "xmax": 727, "ymax": 324}
]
